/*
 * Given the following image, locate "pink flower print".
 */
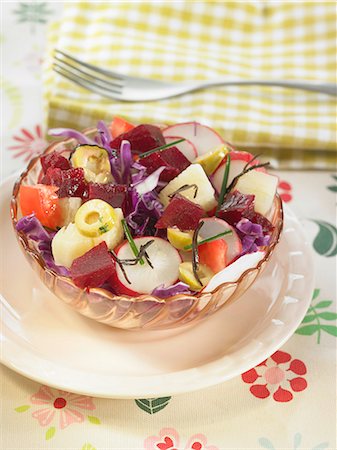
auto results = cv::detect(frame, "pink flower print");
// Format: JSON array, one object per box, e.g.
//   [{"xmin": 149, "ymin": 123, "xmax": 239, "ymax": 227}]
[
  {"xmin": 30, "ymin": 385, "xmax": 96, "ymax": 429},
  {"xmin": 144, "ymin": 428, "xmax": 180, "ymax": 450},
  {"xmin": 144, "ymin": 428, "xmax": 219, "ymax": 450},
  {"xmin": 241, "ymin": 350, "xmax": 308, "ymax": 402},
  {"xmin": 8, "ymin": 125, "xmax": 48, "ymax": 161},
  {"xmin": 278, "ymin": 180, "xmax": 293, "ymax": 203},
  {"xmin": 185, "ymin": 434, "xmax": 219, "ymax": 450}
]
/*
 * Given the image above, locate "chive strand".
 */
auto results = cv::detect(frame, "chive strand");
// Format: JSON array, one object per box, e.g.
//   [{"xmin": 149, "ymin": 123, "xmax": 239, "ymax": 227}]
[
  {"xmin": 192, "ymin": 221, "xmax": 204, "ymax": 287},
  {"xmin": 216, "ymin": 154, "xmax": 231, "ymax": 214},
  {"xmin": 121, "ymin": 219, "xmax": 145, "ymax": 265},
  {"xmin": 138, "ymin": 138, "xmax": 185, "ymax": 159},
  {"xmin": 183, "ymin": 230, "xmax": 232, "ymax": 250}
]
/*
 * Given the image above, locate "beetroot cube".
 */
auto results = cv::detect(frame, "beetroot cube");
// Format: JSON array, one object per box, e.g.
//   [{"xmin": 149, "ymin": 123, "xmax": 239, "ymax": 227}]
[
  {"xmin": 70, "ymin": 242, "xmax": 116, "ymax": 289},
  {"xmin": 88, "ymin": 183, "xmax": 128, "ymax": 210},
  {"xmin": 245, "ymin": 210, "xmax": 274, "ymax": 234},
  {"xmin": 43, "ymin": 167, "xmax": 88, "ymax": 198},
  {"xmin": 141, "ymin": 147, "xmax": 190, "ymax": 182},
  {"xmin": 41, "ymin": 151, "xmax": 71, "ymax": 173},
  {"xmin": 110, "ymin": 124, "xmax": 165, "ymax": 154},
  {"xmin": 140, "ymin": 152, "xmax": 180, "ymax": 182},
  {"xmin": 218, "ymin": 191, "xmax": 255, "ymax": 225},
  {"xmin": 155, "ymin": 194, "xmax": 205, "ymax": 231}
]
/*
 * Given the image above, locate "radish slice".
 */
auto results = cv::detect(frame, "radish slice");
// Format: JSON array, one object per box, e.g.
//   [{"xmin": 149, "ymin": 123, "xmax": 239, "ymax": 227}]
[
  {"xmin": 114, "ymin": 237, "xmax": 181, "ymax": 295},
  {"xmin": 203, "ymin": 251, "xmax": 265, "ymax": 293},
  {"xmin": 199, "ymin": 217, "xmax": 242, "ymax": 263},
  {"xmin": 162, "ymin": 122, "xmax": 224, "ymax": 157},
  {"xmin": 211, "ymin": 151, "xmax": 266, "ymax": 194},
  {"xmin": 164, "ymin": 135, "xmax": 197, "ymax": 161}
]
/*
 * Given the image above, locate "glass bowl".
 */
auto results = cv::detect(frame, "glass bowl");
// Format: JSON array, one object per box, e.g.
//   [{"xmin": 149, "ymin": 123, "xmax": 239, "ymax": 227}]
[{"xmin": 10, "ymin": 129, "xmax": 284, "ymax": 330}]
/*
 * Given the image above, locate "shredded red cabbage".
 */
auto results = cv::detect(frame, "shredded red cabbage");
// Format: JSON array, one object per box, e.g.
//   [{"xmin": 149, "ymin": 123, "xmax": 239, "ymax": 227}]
[
  {"xmin": 236, "ymin": 218, "xmax": 271, "ymax": 254},
  {"xmin": 151, "ymin": 282, "xmax": 193, "ymax": 298},
  {"xmin": 126, "ymin": 189, "xmax": 163, "ymax": 236},
  {"xmin": 16, "ymin": 214, "xmax": 69, "ymax": 276},
  {"xmin": 48, "ymin": 128, "xmax": 96, "ymax": 145},
  {"xmin": 96, "ymin": 120, "xmax": 112, "ymax": 150}
]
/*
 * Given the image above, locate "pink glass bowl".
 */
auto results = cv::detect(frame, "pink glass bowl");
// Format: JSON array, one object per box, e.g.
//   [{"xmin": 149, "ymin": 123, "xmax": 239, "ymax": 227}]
[{"xmin": 11, "ymin": 130, "xmax": 284, "ymax": 330}]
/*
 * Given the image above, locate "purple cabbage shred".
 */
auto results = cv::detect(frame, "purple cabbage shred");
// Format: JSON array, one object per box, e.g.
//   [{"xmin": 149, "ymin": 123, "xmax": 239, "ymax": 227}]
[
  {"xmin": 126, "ymin": 188, "xmax": 163, "ymax": 236},
  {"xmin": 16, "ymin": 214, "xmax": 69, "ymax": 276},
  {"xmin": 151, "ymin": 282, "xmax": 193, "ymax": 298},
  {"xmin": 48, "ymin": 128, "xmax": 96, "ymax": 145},
  {"xmin": 236, "ymin": 218, "xmax": 271, "ymax": 254}
]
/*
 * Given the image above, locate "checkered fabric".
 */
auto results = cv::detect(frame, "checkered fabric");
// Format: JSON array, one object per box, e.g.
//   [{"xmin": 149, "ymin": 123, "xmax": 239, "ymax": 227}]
[{"xmin": 43, "ymin": 1, "xmax": 337, "ymax": 169}]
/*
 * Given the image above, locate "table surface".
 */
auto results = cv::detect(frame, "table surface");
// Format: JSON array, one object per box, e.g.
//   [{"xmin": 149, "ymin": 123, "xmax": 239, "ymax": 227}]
[{"xmin": 1, "ymin": 3, "xmax": 336, "ymax": 450}]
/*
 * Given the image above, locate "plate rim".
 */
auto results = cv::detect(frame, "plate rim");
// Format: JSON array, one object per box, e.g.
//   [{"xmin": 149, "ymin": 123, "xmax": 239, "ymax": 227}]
[{"xmin": 0, "ymin": 175, "xmax": 314, "ymax": 398}]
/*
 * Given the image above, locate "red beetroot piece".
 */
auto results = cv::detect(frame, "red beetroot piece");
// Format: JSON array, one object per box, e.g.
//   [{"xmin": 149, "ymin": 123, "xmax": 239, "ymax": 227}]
[
  {"xmin": 141, "ymin": 146, "xmax": 191, "ymax": 182},
  {"xmin": 217, "ymin": 190, "xmax": 255, "ymax": 225},
  {"xmin": 88, "ymin": 183, "xmax": 128, "ymax": 211},
  {"xmin": 218, "ymin": 191, "xmax": 274, "ymax": 233},
  {"xmin": 155, "ymin": 194, "xmax": 205, "ymax": 231},
  {"xmin": 110, "ymin": 124, "xmax": 165, "ymax": 154},
  {"xmin": 41, "ymin": 151, "xmax": 71, "ymax": 173},
  {"xmin": 42, "ymin": 167, "xmax": 88, "ymax": 198},
  {"xmin": 70, "ymin": 242, "xmax": 116, "ymax": 289}
]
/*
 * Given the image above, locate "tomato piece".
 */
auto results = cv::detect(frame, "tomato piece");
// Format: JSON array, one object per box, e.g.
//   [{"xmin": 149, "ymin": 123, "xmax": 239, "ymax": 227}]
[
  {"xmin": 198, "ymin": 239, "xmax": 228, "ymax": 273},
  {"xmin": 19, "ymin": 184, "xmax": 61, "ymax": 229},
  {"xmin": 109, "ymin": 117, "xmax": 134, "ymax": 139}
]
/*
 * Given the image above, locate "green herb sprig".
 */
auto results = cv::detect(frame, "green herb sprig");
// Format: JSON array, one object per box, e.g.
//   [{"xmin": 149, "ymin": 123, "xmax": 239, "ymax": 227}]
[
  {"xmin": 216, "ymin": 153, "xmax": 231, "ymax": 214},
  {"xmin": 121, "ymin": 219, "xmax": 145, "ymax": 265},
  {"xmin": 183, "ymin": 230, "xmax": 232, "ymax": 250},
  {"xmin": 191, "ymin": 221, "xmax": 204, "ymax": 287},
  {"xmin": 138, "ymin": 138, "xmax": 185, "ymax": 159}
]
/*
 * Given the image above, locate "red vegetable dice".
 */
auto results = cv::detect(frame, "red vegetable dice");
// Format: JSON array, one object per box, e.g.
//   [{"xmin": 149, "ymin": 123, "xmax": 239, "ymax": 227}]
[
  {"xmin": 70, "ymin": 242, "xmax": 116, "ymax": 289},
  {"xmin": 88, "ymin": 183, "xmax": 128, "ymax": 211},
  {"xmin": 217, "ymin": 191, "xmax": 255, "ymax": 225},
  {"xmin": 199, "ymin": 239, "xmax": 228, "ymax": 273},
  {"xmin": 110, "ymin": 124, "xmax": 165, "ymax": 154},
  {"xmin": 41, "ymin": 151, "xmax": 71, "ymax": 173},
  {"xmin": 155, "ymin": 194, "xmax": 205, "ymax": 231},
  {"xmin": 42, "ymin": 167, "xmax": 88, "ymax": 198},
  {"xmin": 141, "ymin": 147, "xmax": 190, "ymax": 182}
]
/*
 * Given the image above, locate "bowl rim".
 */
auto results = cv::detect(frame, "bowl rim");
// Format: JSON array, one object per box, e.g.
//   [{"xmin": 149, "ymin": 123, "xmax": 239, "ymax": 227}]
[{"xmin": 10, "ymin": 128, "xmax": 284, "ymax": 304}]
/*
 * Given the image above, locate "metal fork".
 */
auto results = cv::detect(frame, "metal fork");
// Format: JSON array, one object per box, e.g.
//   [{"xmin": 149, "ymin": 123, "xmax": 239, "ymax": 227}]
[{"xmin": 53, "ymin": 49, "xmax": 337, "ymax": 102}]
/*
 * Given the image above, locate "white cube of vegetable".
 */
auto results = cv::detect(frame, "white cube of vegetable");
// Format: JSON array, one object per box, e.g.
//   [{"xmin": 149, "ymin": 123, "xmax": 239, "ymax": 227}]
[
  {"xmin": 234, "ymin": 170, "xmax": 278, "ymax": 216},
  {"xmin": 52, "ymin": 223, "xmax": 94, "ymax": 268},
  {"xmin": 159, "ymin": 164, "xmax": 217, "ymax": 212}
]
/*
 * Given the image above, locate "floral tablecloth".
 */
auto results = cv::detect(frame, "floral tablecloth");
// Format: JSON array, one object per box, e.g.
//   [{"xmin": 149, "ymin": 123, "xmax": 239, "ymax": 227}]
[{"xmin": 1, "ymin": 3, "xmax": 336, "ymax": 450}]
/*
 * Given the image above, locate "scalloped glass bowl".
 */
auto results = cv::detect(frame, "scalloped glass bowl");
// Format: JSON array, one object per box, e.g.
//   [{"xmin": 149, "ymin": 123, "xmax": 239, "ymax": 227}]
[{"xmin": 11, "ymin": 130, "xmax": 284, "ymax": 330}]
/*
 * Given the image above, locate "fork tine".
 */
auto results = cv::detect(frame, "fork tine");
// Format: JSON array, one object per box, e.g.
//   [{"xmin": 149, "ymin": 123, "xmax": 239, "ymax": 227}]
[
  {"xmin": 53, "ymin": 65, "xmax": 123, "ymax": 100},
  {"xmin": 54, "ymin": 57, "xmax": 123, "ymax": 91},
  {"xmin": 54, "ymin": 49, "xmax": 125, "ymax": 82}
]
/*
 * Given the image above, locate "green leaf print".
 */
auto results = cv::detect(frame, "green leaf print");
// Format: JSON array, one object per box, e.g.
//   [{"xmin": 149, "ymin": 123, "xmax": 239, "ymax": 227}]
[
  {"xmin": 135, "ymin": 397, "xmax": 171, "ymax": 414},
  {"xmin": 310, "ymin": 220, "xmax": 337, "ymax": 257},
  {"xmin": 45, "ymin": 426, "xmax": 56, "ymax": 440},
  {"xmin": 82, "ymin": 444, "xmax": 97, "ymax": 450},
  {"xmin": 87, "ymin": 415, "xmax": 101, "ymax": 425},
  {"xmin": 14, "ymin": 405, "xmax": 31, "ymax": 413},
  {"xmin": 296, "ymin": 289, "xmax": 337, "ymax": 343},
  {"xmin": 327, "ymin": 174, "xmax": 337, "ymax": 192}
]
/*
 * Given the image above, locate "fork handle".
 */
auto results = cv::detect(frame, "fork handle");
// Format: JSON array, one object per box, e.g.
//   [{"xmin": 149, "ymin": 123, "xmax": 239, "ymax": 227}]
[{"xmin": 190, "ymin": 79, "xmax": 337, "ymax": 96}]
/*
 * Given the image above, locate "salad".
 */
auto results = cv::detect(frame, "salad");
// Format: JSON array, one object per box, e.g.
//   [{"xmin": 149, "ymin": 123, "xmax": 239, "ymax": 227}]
[{"xmin": 16, "ymin": 118, "xmax": 279, "ymax": 298}]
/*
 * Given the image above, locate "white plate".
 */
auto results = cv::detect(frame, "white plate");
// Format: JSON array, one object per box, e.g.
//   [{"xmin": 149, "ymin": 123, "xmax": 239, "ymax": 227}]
[{"xmin": 0, "ymin": 175, "xmax": 314, "ymax": 399}]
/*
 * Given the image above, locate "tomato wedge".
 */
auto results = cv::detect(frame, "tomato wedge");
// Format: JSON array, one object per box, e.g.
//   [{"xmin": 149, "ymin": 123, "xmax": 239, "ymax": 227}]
[
  {"xmin": 198, "ymin": 239, "xmax": 228, "ymax": 273},
  {"xmin": 109, "ymin": 117, "xmax": 134, "ymax": 139},
  {"xmin": 19, "ymin": 184, "xmax": 61, "ymax": 229}
]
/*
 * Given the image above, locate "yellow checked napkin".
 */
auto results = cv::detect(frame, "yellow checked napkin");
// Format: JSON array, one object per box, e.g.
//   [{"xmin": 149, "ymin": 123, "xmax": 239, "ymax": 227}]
[{"xmin": 43, "ymin": 1, "xmax": 336, "ymax": 169}]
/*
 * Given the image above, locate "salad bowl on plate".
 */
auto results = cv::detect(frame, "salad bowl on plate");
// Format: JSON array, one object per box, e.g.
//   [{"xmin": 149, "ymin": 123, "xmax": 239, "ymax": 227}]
[{"xmin": 11, "ymin": 119, "xmax": 283, "ymax": 330}]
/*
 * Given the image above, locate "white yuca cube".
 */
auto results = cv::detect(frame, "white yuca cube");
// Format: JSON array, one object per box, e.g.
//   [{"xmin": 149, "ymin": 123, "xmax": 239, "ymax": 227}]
[
  {"xmin": 234, "ymin": 170, "xmax": 278, "ymax": 216},
  {"xmin": 93, "ymin": 208, "xmax": 124, "ymax": 249},
  {"xmin": 159, "ymin": 164, "xmax": 217, "ymax": 211},
  {"xmin": 52, "ymin": 223, "xmax": 94, "ymax": 268}
]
